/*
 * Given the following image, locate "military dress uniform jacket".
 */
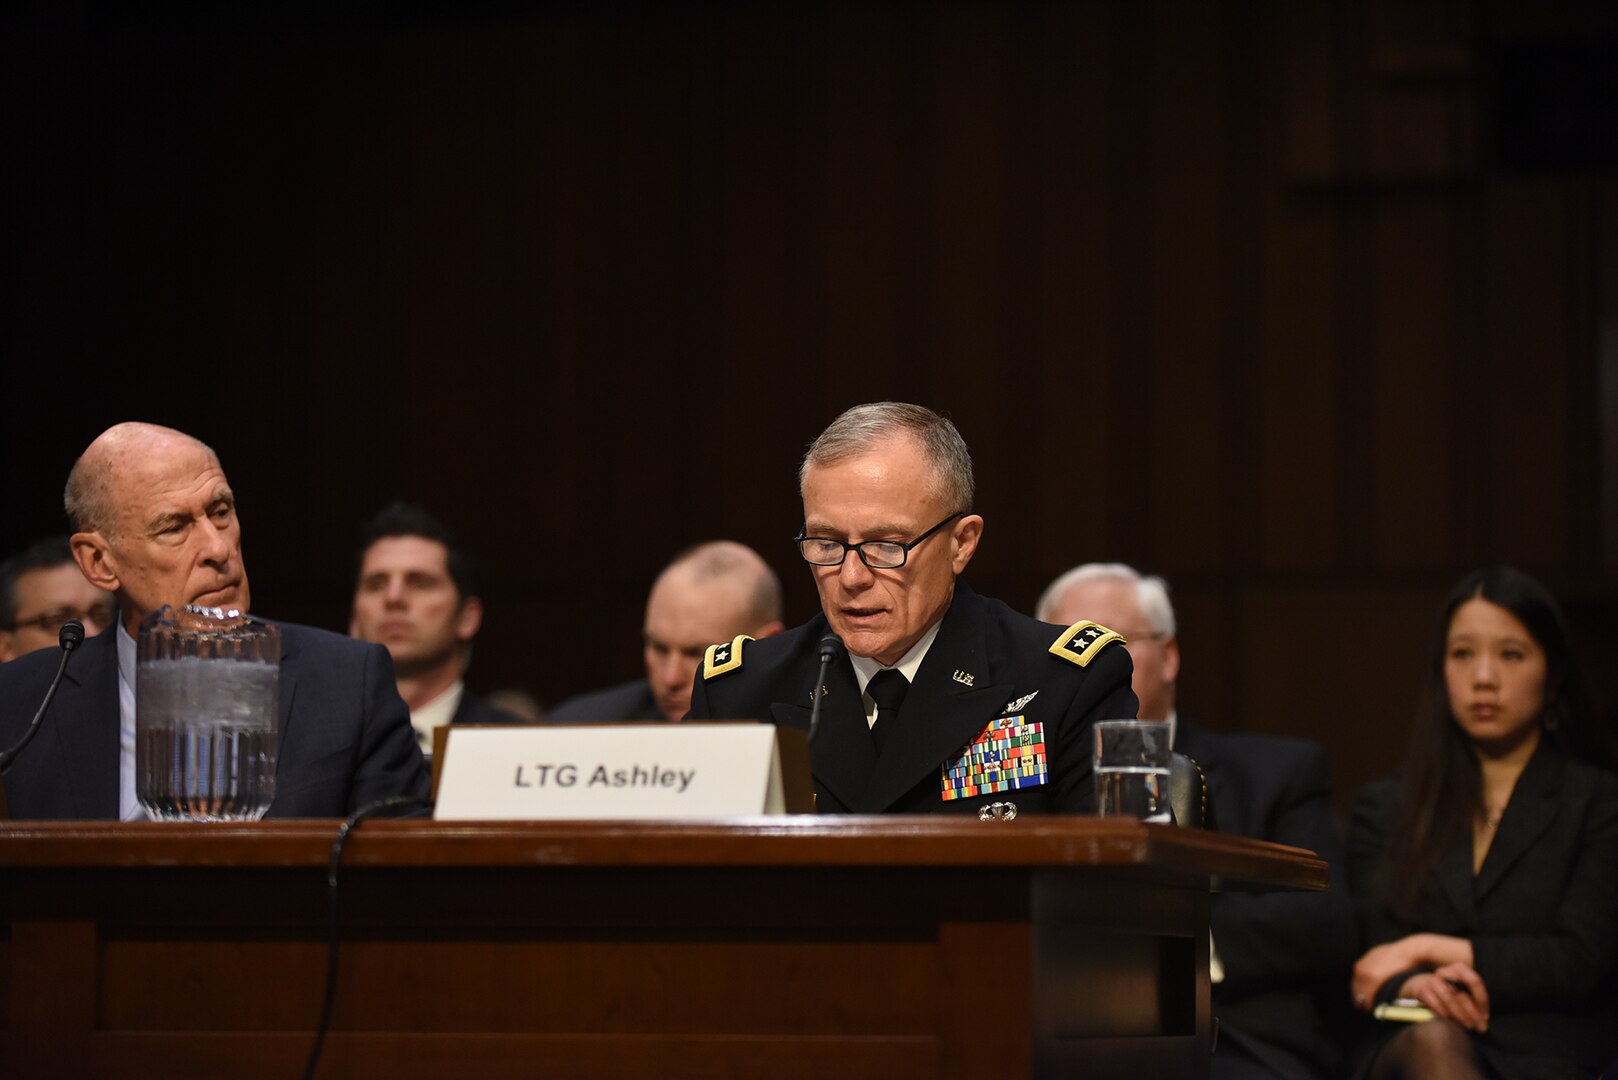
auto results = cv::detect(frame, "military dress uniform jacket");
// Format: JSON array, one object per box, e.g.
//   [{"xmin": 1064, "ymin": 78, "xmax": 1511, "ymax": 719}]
[{"xmin": 686, "ymin": 583, "xmax": 1137, "ymax": 816}]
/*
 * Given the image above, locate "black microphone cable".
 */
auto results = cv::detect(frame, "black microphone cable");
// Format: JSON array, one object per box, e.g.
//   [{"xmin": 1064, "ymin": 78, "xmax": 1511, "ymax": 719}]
[
  {"xmin": 302, "ymin": 792, "xmax": 435, "ymax": 1080},
  {"xmin": 0, "ymin": 619, "xmax": 85, "ymax": 774}
]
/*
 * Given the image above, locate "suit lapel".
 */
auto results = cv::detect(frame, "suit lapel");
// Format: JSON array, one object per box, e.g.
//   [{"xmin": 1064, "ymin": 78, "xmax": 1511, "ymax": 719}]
[
  {"xmin": 1474, "ymin": 743, "xmax": 1561, "ymax": 901},
  {"xmin": 859, "ymin": 591, "xmax": 1012, "ymax": 813},
  {"xmin": 276, "ymin": 625, "xmax": 299, "ymax": 750},
  {"xmin": 55, "ymin": 629, "xmax": 121, "ymax": 818}
]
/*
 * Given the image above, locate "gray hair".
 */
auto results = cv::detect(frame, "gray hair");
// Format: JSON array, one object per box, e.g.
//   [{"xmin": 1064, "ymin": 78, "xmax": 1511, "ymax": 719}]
[
  {"xmin": 798, "ymin": 402, "xmax": 975, "ymax": 511},
  {"xmin": 63, "ymin": 456, "xmax": 112, "ymax": 535},
  {"xmin": 1035, "ymin": 561, "xmax": 1177, "ymax": 637}
]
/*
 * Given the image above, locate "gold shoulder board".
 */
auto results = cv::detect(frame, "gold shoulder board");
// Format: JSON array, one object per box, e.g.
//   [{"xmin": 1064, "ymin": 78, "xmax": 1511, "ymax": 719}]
[
  {"xmin": 702, "ymin": 635, "xmax": 753, "ymax": 680},
  {"xmin": 1049, "ymin": 621, "xmax": 1126, "ymax": 668}
]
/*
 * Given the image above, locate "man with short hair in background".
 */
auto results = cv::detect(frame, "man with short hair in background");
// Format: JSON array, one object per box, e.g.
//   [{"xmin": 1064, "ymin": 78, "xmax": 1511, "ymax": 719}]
[
  {"xmin": 0, "ymin": 422, "xmax": 429, "ymax": 819},
  {"xmin": 1038, "ymin": 562, "xmax": 1355, "ymax": 1080},
  {"xmin": 350, "ymin": 501, "xmax": 520, "ymax": 755},
  {"xmin": 549, "ymin": 541, "xmax": 785, "ymax": 723},
  {"xmin": 0, "ymin": 537, "xmax": 115, "ymax": 662}
]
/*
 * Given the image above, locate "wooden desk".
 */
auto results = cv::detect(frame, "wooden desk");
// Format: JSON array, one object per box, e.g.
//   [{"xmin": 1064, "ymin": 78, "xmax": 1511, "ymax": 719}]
[{"xmin": 0, "ymin": 818, "xmax": 1323, "ymax": 1079}]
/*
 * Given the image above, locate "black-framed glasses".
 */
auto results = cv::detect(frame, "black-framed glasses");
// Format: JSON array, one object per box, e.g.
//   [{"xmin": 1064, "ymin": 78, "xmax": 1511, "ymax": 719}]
[
  {"xmin": 8, "ymin": 601, "xmax": 117, "ymax": 634},
  {"xmin": 795, "ymin": 512, "xmax": 964, "ymax": 569}
]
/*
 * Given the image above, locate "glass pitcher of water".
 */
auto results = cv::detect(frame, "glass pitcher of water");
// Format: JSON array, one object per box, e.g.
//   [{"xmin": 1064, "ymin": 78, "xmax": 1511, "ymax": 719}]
[{"xmin": 136, "ymin": 605, "xmax": 280, "ymax": 821}]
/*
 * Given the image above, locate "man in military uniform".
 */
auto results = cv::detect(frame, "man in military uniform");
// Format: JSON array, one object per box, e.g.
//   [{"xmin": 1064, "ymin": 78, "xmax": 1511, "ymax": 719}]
[{"xmin": 687, "ymin": 402, "xmax": 1136, "ymax": 816}]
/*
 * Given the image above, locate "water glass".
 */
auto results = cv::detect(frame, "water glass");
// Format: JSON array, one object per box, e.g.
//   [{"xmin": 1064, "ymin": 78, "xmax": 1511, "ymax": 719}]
[{"xmin": 1093, "ymin": 719, "xmax": 1172, "ymax": 822}]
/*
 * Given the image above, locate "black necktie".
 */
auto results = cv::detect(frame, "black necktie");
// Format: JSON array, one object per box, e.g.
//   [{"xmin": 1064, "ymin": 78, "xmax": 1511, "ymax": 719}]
[{"xmin": 867, "ymin": 669, "xmax": 910, "ymax": 754}]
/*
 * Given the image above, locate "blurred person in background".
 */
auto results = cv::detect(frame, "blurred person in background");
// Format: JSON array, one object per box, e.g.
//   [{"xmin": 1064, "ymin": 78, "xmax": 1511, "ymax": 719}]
[
  {"xmin": 548, "ymin": 541, "xmax": 783, "ymax": 723},
  {"xmin": 1347, "ymin": 566, "xmax": 1618, "ymax": 1080},
  {"xmin": 0, "ymin": 536, "xmax": 115, "ymax": 662},
  {"xmin": 1040, "ymin": 562, "xmax": 1356, "ymax": 1080},
  {"xmin": 351, "ymin": 501, "xmax": 521, "ymax": 755}
]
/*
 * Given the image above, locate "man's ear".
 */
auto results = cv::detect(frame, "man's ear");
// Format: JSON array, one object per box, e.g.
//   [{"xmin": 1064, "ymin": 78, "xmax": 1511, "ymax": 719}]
[
  {"xmin": 752, "ymin": 619, "xmax": 786, "ymax": 640},
  {"xmin": 1161, "ymin": 635, "xmax": 1182, "ymax": 685},
  {"xmin": 456, "ymin": 596, "xmax": 484, "ymax": 643},
  {"xmin": 71, "ymin": 532, "xmax": 121, "ymax": 594},
  {"xmin": 949, "ymin": 514, "xmax": 984, "ymax": 575}
]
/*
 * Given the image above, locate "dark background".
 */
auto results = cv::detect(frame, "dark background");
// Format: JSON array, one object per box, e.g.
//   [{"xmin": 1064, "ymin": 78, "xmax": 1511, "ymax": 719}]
[{"xmin": 4, "ymin": 1, "xmax": 1615, "ymax": 818}]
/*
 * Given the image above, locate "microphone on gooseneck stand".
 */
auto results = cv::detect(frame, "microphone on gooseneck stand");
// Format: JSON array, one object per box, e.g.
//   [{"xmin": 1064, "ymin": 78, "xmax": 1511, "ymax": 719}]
[
  {"xmin": 0, "ymin": 620, "xmax": 86, "ymax": 776},
  {"xmin": 807, "ymin": 633, "xmax": 844, "ymax": 745}
]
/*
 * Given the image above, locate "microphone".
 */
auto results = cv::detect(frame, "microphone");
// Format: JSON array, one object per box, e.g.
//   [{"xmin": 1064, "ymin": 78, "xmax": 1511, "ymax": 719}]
[
  {"xmin": 807, "ymin": 633, "xmax": 843, "ymax": 744},
  {"xmin": 0, "ymin": 619, "xmax": 86, "ymax": 775}
]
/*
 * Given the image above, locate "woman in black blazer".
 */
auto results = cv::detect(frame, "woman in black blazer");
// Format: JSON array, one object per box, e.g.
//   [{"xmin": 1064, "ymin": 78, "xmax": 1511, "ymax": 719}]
[{"xmin": 1347, "ymin": 567, "xmax": 1618, "ymax": 1080}]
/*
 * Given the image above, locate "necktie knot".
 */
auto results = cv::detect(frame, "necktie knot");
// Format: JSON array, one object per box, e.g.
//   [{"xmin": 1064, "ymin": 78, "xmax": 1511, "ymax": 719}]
[{"xmin": 867, "ymin": 669, "xmax": 910, "ymax": 713}]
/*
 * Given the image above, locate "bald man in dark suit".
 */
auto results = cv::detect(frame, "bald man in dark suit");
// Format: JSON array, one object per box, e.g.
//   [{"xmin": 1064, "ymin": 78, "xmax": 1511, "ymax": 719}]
[{"xmin": 0, "ymin": 422, "xmax": 427, "ymax": 820}]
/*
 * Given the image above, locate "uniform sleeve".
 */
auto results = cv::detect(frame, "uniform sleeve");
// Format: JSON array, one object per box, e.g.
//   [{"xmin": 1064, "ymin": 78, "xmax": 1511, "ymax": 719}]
[
  {"xmin": 684, "ymin": 667, "xmax": 713, "ymax": 722},
  {"xmin": 1206, "ymin": 744, "xmax": 1358, "ymax": 986},
  {"xmin": 347, "ymin": 642, "xmax": 431, "ymax": 813},
  {"xmin": 1047, "ymin": 643, "xmax": 1137, "ymax": 813}
]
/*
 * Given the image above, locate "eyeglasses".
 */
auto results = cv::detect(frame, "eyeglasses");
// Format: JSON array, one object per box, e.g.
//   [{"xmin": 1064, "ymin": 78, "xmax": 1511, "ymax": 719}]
[
  {"xmin": 795, "ymin": 512, "xmax": 964, "ymax": 569},
  {"xmin": 9, "ymin": 602, "xmax": 117, "ymax": 634}
]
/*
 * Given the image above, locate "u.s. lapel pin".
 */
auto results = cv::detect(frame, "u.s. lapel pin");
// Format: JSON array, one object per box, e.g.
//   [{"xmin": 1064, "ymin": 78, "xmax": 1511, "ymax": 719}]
[
  {"xmin": 952, "ymin": 669, "xmax": 975, "ymax": 687},
  {"xmin": 807, "ymin": 684, "xmax": 829, "ymax": 705}
]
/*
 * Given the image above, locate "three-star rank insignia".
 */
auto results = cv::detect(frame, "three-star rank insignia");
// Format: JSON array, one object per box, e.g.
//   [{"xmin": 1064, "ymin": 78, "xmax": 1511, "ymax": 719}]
[
  {"xmin": 702, "ymin": 635, "xmax": 754, "ymax": 680},
  {"xmin": 1049, "ymin": 620, "xmax": 1126, "ymax": 668}
]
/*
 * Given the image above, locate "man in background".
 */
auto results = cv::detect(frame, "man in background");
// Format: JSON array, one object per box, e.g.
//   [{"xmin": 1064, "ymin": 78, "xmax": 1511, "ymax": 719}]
[
  {"xmin": 0, "ymin": 537, "xmax": 115, "ymax": 662},
  {"xmin": 1038, "ymin": 562, "xmax": 1355, "ymax": 1080},
  {"xmin": 0, "ymin": 422, "xmax": 428, "ymax": 819},
  {"xmin": 549, "ymin": 541, "xmax": 784, "ymax": 723},
  {"xmin": 350, "ymin": 501, "xmax": 519, "ymax": 754}
]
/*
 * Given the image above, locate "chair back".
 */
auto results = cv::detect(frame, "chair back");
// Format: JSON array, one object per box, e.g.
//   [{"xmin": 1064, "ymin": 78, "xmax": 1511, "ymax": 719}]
[{"xmin": 1168, "ymin": 751, "xmax": 1207, "ymax": 828}]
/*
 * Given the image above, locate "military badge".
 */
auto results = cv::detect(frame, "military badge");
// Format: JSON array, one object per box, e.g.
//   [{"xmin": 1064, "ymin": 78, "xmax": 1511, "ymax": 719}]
[
  {"xmin": 978, "ymin": 801, "xmax": 1018, "ymax": 821},
  {"xmin": 941, "ymin": 715, "xmax": 1047, "ymax": 801},
  {"xmin": 1049, "ymin": 620, "xmax": 1125, "ymax": 668},
  {"xmin": 1001, "ymin": 690, "xmax": 1039, "ymax": 715},
  {"xmin": 701, "ymin": 634, "xmax": 753, "ymax": 680}
]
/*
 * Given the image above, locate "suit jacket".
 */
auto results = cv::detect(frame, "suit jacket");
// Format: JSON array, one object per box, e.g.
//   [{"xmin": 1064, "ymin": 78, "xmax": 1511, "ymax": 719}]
[
  {"xmin": 687, "ymin": 582, "xmax": 1136, "ymax": 815},
  {"xmin": 0, "ymin": 619, "xmax": 430, "ymax": 819},
  {"xmin": 449, "ymin": 690, "xmax": 525, "ymax": 727},
  {"xmin": 547, "ymin": 679, "xmax": 663, "ymax": 723},
  {"xmin": 1348, "ymin": 742, "xmax": 1618, "ymax": 1078},
  {"xmin": 1175, "ymin": 720, "xmax": 1356, "ymax": 1080}
]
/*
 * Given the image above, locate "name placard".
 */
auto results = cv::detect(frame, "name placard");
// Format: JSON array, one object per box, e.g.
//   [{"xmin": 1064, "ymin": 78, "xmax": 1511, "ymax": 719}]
[{"xmin": 433, "ymin": 722, "xmax": 811, "ymax": 820}]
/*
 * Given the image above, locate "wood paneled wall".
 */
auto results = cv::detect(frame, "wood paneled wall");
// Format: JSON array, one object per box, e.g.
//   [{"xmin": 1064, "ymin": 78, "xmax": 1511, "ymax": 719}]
[{"xmin": 4, "ymin": 1, "xmax": 1614, "ymax": 814}]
